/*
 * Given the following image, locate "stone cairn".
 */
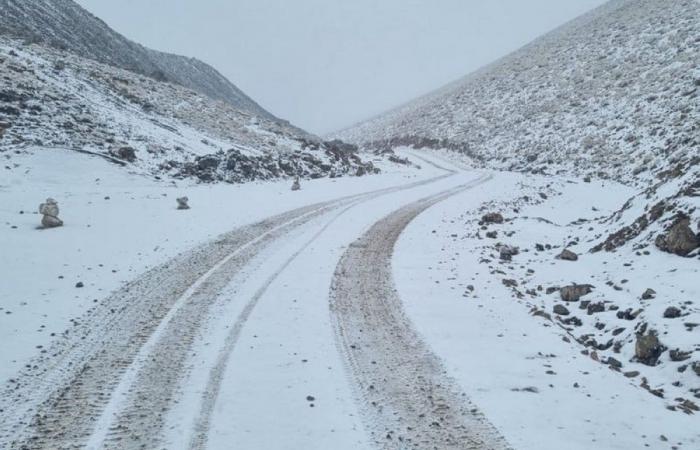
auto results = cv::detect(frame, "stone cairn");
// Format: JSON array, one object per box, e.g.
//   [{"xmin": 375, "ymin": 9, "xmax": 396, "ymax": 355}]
[
  {"xmin": 176, "ymin": 196, "xmax": 190, "ymax": 210},
  {"xmin": 39, "ymin": 198, "xmax": 63, "ymax": 228},
  {"xmin": 291, "ymin": 176, "xmax": 301, "ymax": 191}
]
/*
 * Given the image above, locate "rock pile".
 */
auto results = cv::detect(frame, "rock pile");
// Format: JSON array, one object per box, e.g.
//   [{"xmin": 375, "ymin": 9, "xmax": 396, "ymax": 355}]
[{"xmin": 38, "ymin": 198, "xmax": 63, "ymax": 228}]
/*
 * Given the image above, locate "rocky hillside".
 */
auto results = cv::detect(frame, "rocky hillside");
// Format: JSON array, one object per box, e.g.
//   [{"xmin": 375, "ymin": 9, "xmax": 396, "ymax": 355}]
[
  {"xmin": 0, "ymin": 0, "xmax": 276, "ymax": 121},
  {"xmin": 337, "ymin": 0, "xmax": 699, "ymax": 258},
  {"xmin": 337, "ymin": 0, "xmax": 698, "ymax": 184},
  {"xmin": 0, "ymin": 37, "xmax": 377, "ymax": 182}
]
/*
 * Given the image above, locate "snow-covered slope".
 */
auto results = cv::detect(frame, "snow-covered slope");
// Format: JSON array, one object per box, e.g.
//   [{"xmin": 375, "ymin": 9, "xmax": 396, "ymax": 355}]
[
  {"xmin": 0, "ymin": 0, "xmax": 276, "ymax": 121},
  {"xmin": 336, "ymin": 0, "xmax": 699, "ymax": 187},
  {"xmin": 0, "ymin": 38, "xmax": 377, "ymax": 182}
]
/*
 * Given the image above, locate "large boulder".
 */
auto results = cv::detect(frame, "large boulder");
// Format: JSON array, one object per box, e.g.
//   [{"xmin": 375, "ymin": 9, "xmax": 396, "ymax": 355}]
[
  {"xmin": 635, "ymin": 332, "xmax": 665, "ymax": 366},
  {"xmin": 655, "ymin": 217, "xmax": 699, "ymax": 256},
  {"xmin": 560, "ymin": 284, "xmax": 594, "ymax": 302}
]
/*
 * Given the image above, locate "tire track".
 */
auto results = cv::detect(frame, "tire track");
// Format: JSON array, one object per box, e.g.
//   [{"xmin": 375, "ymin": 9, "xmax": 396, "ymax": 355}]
[
  {"xmin": 330, "ymin": 174, "xmax": 512, "ymax": 450},
  {"xmin": 0, "ymin": 167, "xmax": 455, "ymax": 449}
]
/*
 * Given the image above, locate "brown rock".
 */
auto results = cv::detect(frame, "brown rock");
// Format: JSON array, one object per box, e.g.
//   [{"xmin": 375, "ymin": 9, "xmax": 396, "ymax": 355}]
[
  {"xmin": 557, "ymin": 249, "xmax": 579, "ymax": 261},
  {"xmin": 560, "ymin": 284, "xmax": 593, "ymax": 302},
  {"xmin": 655, "ymin": 217, "xmax": 699, "ymax": 256},
  {"xmin": 635, "ymin": 332, "xmax": 665, "ymax": 366}
]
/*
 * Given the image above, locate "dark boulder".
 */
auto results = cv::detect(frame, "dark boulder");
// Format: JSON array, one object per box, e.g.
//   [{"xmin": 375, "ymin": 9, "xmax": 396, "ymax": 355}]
[
  {"xmin": 560, "ymin": 284, "xmax": 594, "ymax": 302},
  {"xmin": 655, "ymin": 217, "xmax": 699, "ymax": 256}
]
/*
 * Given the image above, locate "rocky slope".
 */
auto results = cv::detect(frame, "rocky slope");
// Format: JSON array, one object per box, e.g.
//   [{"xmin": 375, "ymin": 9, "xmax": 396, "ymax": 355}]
[
  {"xmin": 337, "ymin": 0, "xmax": 699, "ymax": 257},
  {"xmin": 0, "ymin": 37, "xmax": 377, "ymax": 182},
  {"xmin": 0, "ymin": 0, "xmax": 275, "ymax": 121},
  {"xmin": 336, "ymin": 0, "xmax": 700, "ymax": 413}
]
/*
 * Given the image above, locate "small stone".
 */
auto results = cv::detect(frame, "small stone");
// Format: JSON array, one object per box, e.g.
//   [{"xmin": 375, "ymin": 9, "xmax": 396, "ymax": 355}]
[
  {"xmin": 560, "ymin": 284, "xmax": 593, "ymax": 302},
  {"xmin": 663, "ymin": 307, "xmax": 682, "ymax": 319},
  {"xmin": 75, "ymin": 282, "xmax": 84, "ymax": 288},
  {"xmin": 306, "ymin": 395, "xmax": 315, "ymax": 402},
  {"xmin": 553, "ymin": 304, "xmax": 570, "ymax": 316},
  {"xmin": 291, "ymin": 176, "xmax": 301, "ymax": 191},
  {"xmin": 481, "ymin": 212, "xmax": 504, "ymax": 224},
  {"xmin": 606, "ymin": 357, "xmax": 623, "ymax": 369},
  {"xmin": 557, "ymin": 249, "xmax": 579, "ymax": 261},
  {"xmin": 623, "ymin": 371, "xmax": 640, "ymax": 378},
  {"xmin": 641, "ymin": 289, "xmax": 656, "ymax": 300}
]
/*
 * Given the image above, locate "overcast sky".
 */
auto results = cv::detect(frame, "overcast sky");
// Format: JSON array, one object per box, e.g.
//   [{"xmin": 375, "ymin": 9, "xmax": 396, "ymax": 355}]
[{"xmin": 75, "ymin": 0, "xmax": 606, "ymax": 134}]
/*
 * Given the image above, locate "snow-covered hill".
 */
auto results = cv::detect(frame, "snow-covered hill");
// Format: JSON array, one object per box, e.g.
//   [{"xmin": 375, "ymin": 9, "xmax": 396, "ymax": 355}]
[
  {"xmin": 0, "ymin": 0, "xmax": 275, "ymax": 121},
  {"xmin": 334, "ymin": 0, "xmax": 700, "ymax": 419},
  {"xmin": 336, "ymin": 0, "xmax": 698, "ymax": 185},
  {"xmin": 0, "ymin": 37, "xmax": 378, "ymax": 182}
]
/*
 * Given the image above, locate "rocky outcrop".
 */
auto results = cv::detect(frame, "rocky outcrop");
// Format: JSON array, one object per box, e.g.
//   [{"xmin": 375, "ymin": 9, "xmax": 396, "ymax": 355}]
[{"xmin": 655, "ymin": 217, "xmax": 699, "ymax": 256}]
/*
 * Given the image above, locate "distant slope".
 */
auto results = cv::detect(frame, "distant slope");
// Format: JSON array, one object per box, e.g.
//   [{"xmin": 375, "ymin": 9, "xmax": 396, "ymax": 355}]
[
  {"xmin": 0, "ymin": 38, "xmax": 377, "ymax": 183},
  {"xmin": 336, "ymin": 0, "xmax": 699, "ymax": 187},
  {"xmin": 0, "ymin": 0, "xmax": 276, "ymax": 121}
]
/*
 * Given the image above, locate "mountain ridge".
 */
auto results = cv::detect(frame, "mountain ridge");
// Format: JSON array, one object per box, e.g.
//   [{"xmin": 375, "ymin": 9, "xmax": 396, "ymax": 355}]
[{"xmin": 0, "ymin": 0, "xmax": 279, "ymax": 122}]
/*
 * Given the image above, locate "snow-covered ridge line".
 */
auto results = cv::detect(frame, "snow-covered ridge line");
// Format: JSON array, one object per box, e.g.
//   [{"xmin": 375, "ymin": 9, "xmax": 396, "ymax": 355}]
[
  {"xmin": 0, "ymin": 39, "xmax": 379, "ymax": 183},
  {"xmin": 0, "ymin": 0, "xmax": 277, "ymax": 121}
]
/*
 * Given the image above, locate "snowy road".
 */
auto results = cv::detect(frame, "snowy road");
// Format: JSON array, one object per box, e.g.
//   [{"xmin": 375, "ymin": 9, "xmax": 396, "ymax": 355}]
[{"xmin": 1, "ymin": 152, "xmax": 495, "ymax": 449}]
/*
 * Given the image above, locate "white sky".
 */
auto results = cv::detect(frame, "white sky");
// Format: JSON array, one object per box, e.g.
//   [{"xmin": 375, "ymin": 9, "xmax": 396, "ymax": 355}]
[{"xmin": 75, "ymin": 0, "xmax": 606, "ymax": 134}]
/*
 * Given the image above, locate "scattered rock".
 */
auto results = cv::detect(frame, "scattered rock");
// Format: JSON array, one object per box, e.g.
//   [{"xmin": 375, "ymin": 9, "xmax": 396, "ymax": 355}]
[
  {"xmin": 502, "ymin": 279, "xmax": 518, "ymax": 288},
  {"xmin": 546, "ymin": 286, "xmax": 559, "ymax": 295},
  {"xmin": 560, "ymin": 284, "xmax": 593, "ymax": 302},
  {"xmin": 481, "ymin": 212, "xmax": 504, "ymax": 224},
  {"xmin": 587, "ymin": 302, "xmax": 605, "ymax": 315},
  {"xmin": 669, "ymin": 349, "xmax": 692, "ymax": 362},
  {"xmin": 663, "ymin": 306, "xmax": 682, "ymax": 319},
  {"xmin": 556, "ymin": 249, "xmax": 579, "ymax": 261},
  {"xmin": 623, "ymin": 371, "xmax": 640, "ymax": 378},
  {"xmin": 655, "ymin": 217, "xmax": 699, "ymax": 256},
  {"xmin": 75, "ymin": 282, "xmax": 84, "ymax": 288},
  {"xmin": 641, "ymin": 288, "xmax": 656, "ymax": 300},
  {"xmin": 606, "ymin": 357, "xmax": 623, "ymax": 369},
  {"xmin": 176, "ymin": 197, "xmax": 190, "ymax": 210},
  {"xmin": 535, "ymin": 243, "xmax": 545, "ymax": 252},
  {"xmin": 635, "ymin": 332, "xmax": 666, "ymax": 366},
  {"xmin": 111, "ymin": 146, "xmax": 137, "ymax": 162},
  {"xmin": 693, "ymin": 362, "xmax": 700, "ymax": 377},
  {"xmin": 553, "ymin": 304, "xmax": 570, "ymax": 316},
  {"xmin": 485, "ymin": 230, "xmax": 498, "ymax": 239},
  {"xmin": 499, "ymin": 245, "xmax": 520, "ymax": 261},
  {"xmin": 38, "ymin": 198, "xmax": 63, "ymax": 228}
]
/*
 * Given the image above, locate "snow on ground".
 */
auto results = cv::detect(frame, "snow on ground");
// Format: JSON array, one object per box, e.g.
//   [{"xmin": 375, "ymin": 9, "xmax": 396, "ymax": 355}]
[
  {"xmin": 0, "ymin": 147, "xmax": 437, "ymax": 386},
  {"xmin": 395, "ymin": 165, "xmax": 699, "ymax": 450}
]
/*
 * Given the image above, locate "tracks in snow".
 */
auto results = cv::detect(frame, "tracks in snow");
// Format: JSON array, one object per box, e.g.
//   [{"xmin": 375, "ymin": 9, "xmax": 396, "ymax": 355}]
[
  {"xmin": 0, "ymin": 169, "xmax": 454, "ymax": 450},
  {"xmin": 330, "ymin": 173, "xmax": 512, "ymax": 450}
]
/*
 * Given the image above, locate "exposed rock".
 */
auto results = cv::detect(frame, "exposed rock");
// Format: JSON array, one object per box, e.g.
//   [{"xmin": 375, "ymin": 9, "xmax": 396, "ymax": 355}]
[
  {"xmin": 502, "ymin": 279, "xmax": 518, "ymax": 288},
  {"xmin": 557, "ymin": 249, "xmax": 579, "ymax": 261},
  {"xmin": 111, "ymin": 146, "xmax": 137, "ymax": 162},
  {"xmin": 499, "ymin": 245, "xmax": 520, "ymax": 261},
  {"xmin": 38, "ymin": 198, "xmax": 63, "ymax": 228},
  {"xmin": 553, "ymin": 304, "xmax": 570, "ymax": 316},
  {"xmin": 546, "ymin": 286, "xmax": 559, "ymax": 295},
  {"xmin": 635, "ymin": 332, "xmax": 665, "ymax": 366},
  {"xmin": 669, "ymin": 349, "xmax": 692, "ymax": 362},
  {"xmin": 196, "ymin": 155, "xmax": 221, "ymax": 170},
  {"xmin": 587, "ymin": 302, "xmax": 605, "ymax": 315},
  {"xmin": 560, "ymin": 284, "xmax": 593, "ymax": 302},
  {"xmin": 641, "ymin": 288, "xmax": 656, "ymax": 300},
  {"xmin": 663, "ymin": 306, "xmax": 682, "ymax": 319},
  {"xmin": 535, "ymin": 243, "xmax": 545, "ymax": 252},
  {"xmin": 693, "ymin": 362, "xmax": 700, "ymax": 377},
  {"xmin": 176, "ymin": 197, "xmax": 190, "ymax": 210},
  {"xmin": 481, "ymin": 212, "xmax": 504, "ymax": 224},
  {"xmin": 485, "ymin": 231, "xmax": 498, "ymax": 239},
  {"xmin": 655, "ymin": 217, "xmax": 699, "ymax": 256},
  {"xmin": 606, "ymin": 357, "xmax": 623, "ymax": 369}
]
